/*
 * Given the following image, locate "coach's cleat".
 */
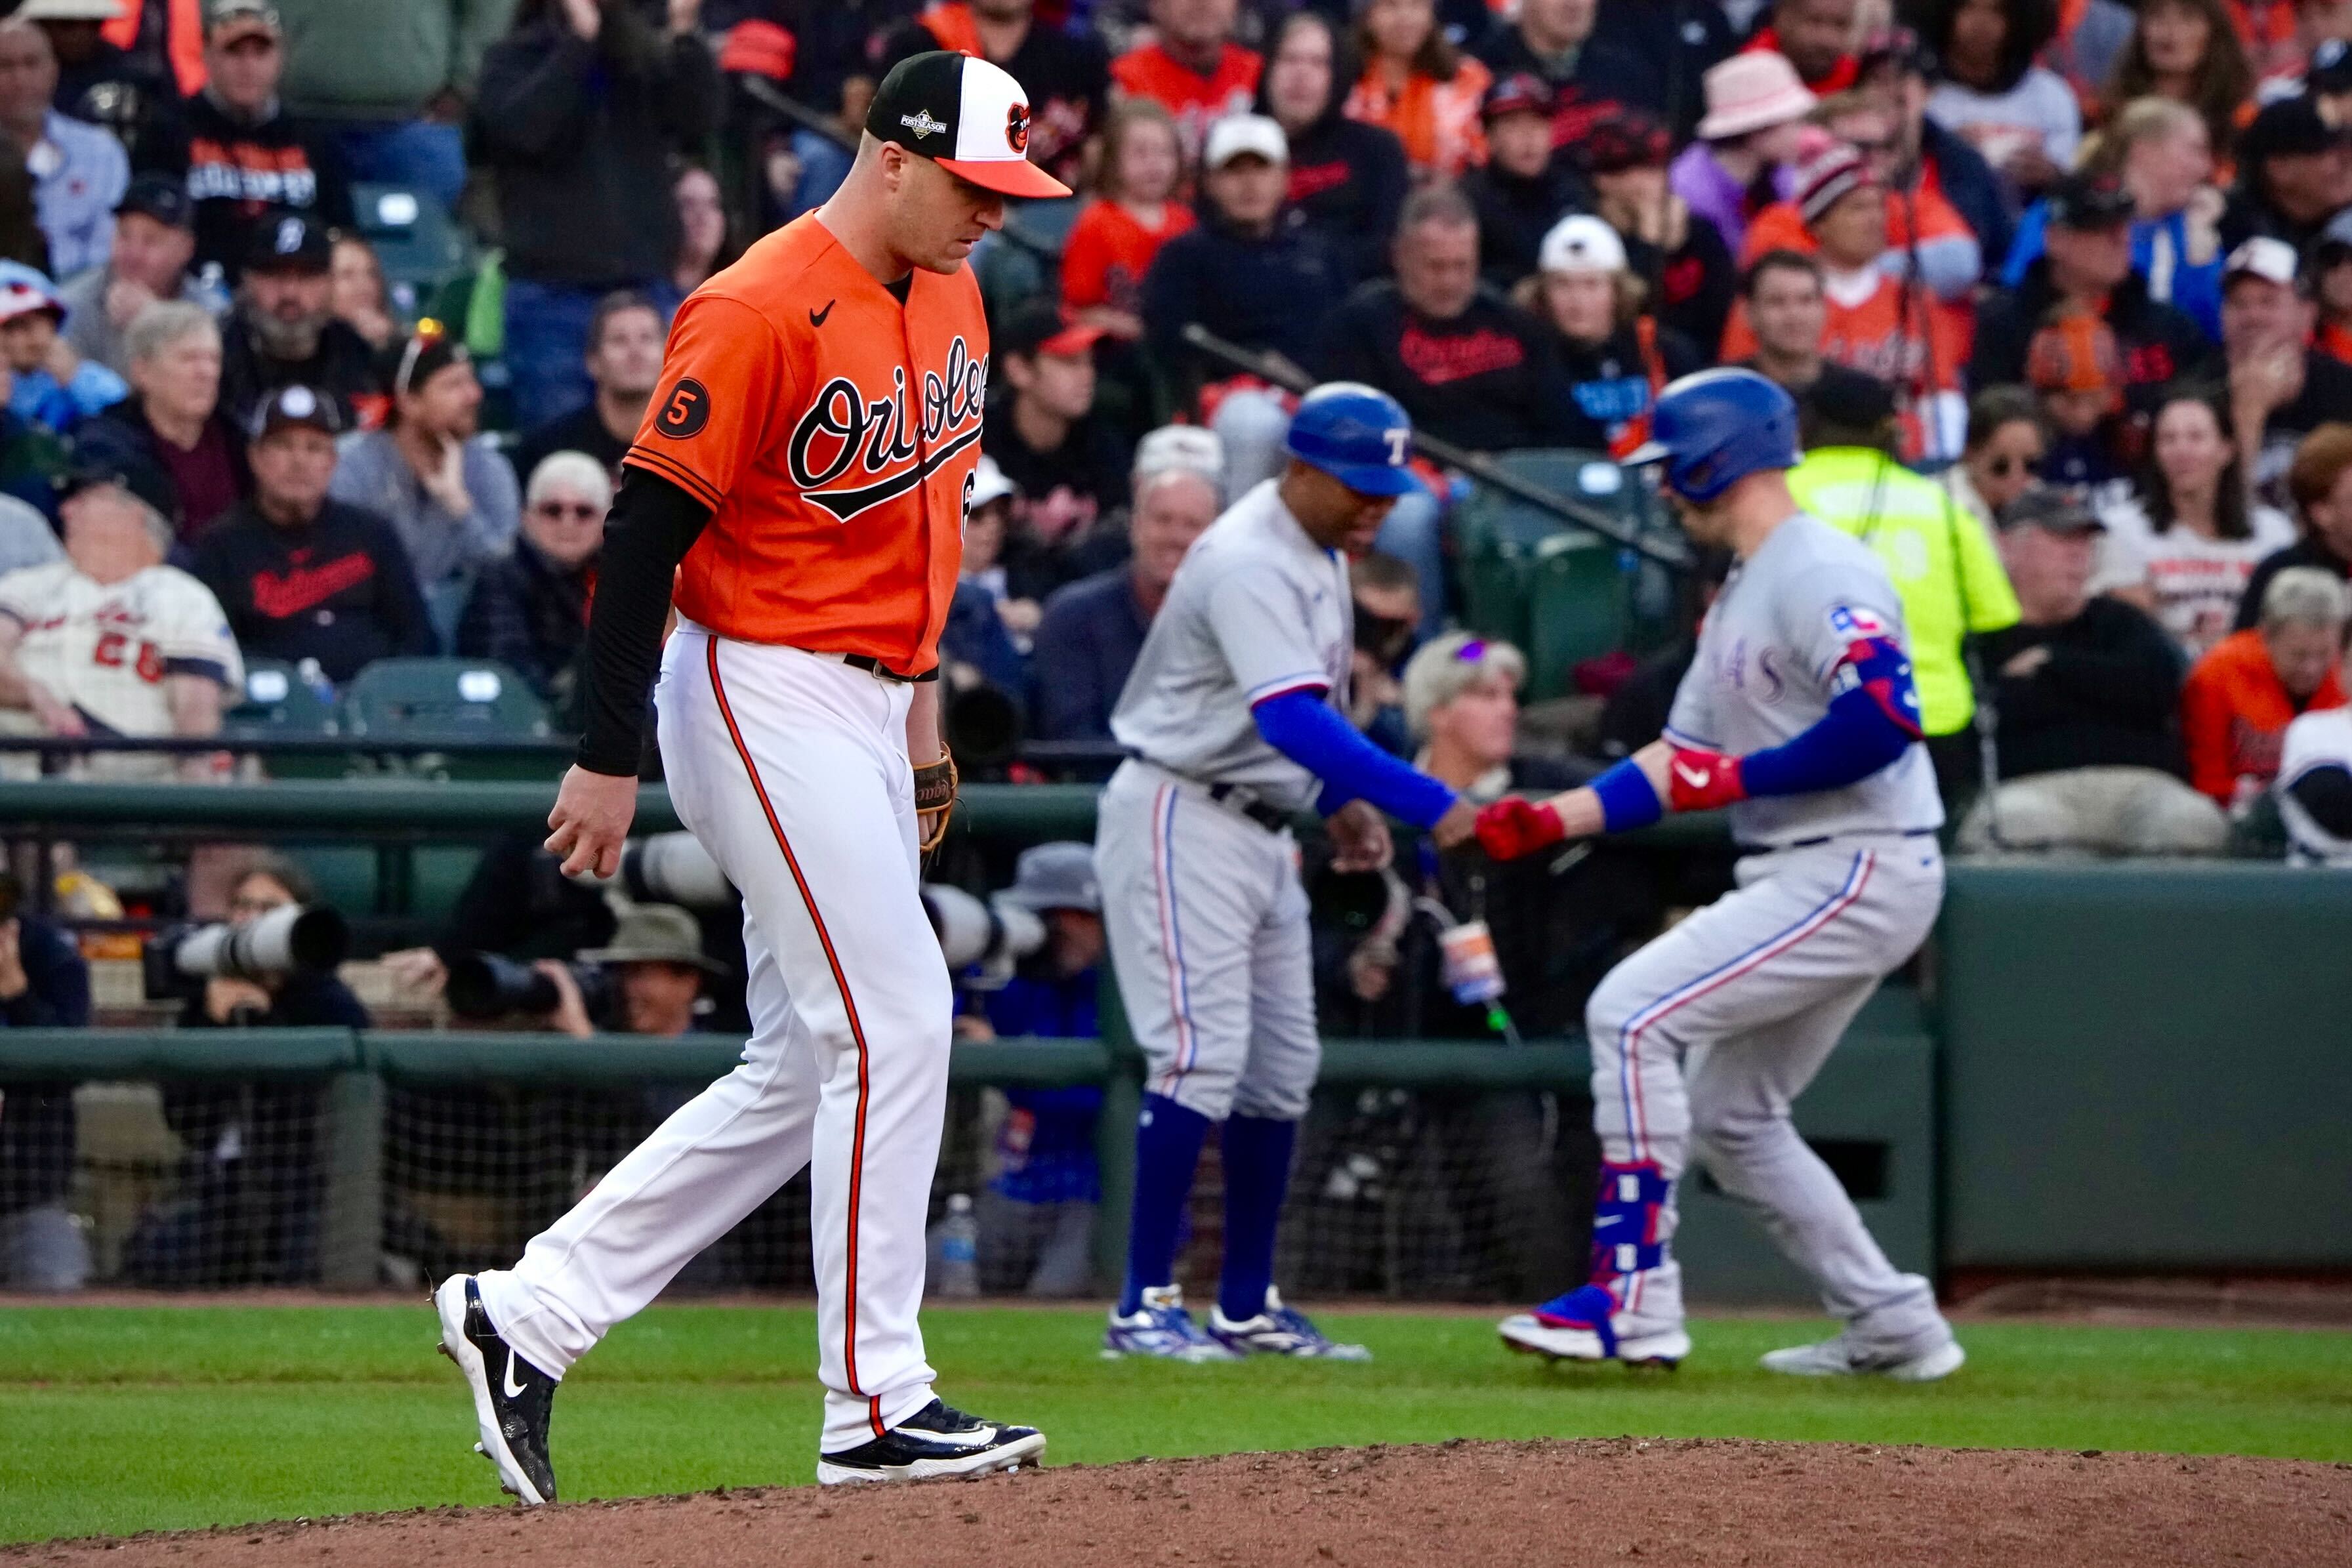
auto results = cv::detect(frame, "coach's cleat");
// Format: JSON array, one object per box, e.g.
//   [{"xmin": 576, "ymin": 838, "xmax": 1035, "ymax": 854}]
[
  {"xmin": 434, "ymin": 1273, "xmax": 558, "ymax": 1506},
  {"xmin": 1760, "ymin": 1332, "xmax": 1965, "ymax": 1382},
  {"xmin": 1498, "ymin": 1285, "xmax": 1692, "ymax": 1367},
  {"xmin": 815, "ymin": 1397, "xmax": 1046, "ymax": 1485},
  {"xmin": 1103, "ymin": 1285, "xmax": 1240, "ymax": 1361},
  {"xmin": 1207, "ymin": 1288, "xmax": 1371, "ymax": 1361}
]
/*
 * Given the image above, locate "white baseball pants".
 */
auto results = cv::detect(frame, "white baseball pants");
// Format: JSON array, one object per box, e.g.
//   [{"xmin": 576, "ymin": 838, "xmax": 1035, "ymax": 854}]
[
  {"xmin": 476, "ymin": 632, "xmax": 953, "ymax": 1455},
  {"xmin": 1096, "ymin": 761, "xmax": 1321, "ymax": 1123},
  {"xmin": 1585, "ymin": 837, "xmax": 1949, "ymax": 1353}
]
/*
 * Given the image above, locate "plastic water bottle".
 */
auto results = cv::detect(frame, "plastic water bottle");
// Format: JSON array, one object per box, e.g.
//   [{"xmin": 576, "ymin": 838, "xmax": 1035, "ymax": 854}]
[{"xmin": 928, "ymin": 1193, "xmax": 980, "ymax": 1298}]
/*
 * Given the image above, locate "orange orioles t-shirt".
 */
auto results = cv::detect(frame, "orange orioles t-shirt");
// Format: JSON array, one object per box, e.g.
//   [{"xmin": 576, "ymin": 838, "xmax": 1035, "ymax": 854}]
[
  {"xmin": 1110, "ymin": 41, "xmax": 1261, "ymax": 158},
  {"xmin": 1060, "ymin": 197, "xmax": 1195, "ymax": 315},
  {"xmin": 625, "ymin": 214, "xmax": 989, "ymax": 677}
]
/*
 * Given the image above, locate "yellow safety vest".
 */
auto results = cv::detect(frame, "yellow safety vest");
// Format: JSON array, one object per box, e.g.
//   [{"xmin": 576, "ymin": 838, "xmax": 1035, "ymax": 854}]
[{"xmin": 1788, "ymin": 448, "xmax": 2021, "ymax": 737}]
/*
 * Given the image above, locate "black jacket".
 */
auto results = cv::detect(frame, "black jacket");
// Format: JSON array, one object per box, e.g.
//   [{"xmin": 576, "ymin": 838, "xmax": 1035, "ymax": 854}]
[
  {"xmin": 1592, "ymin": 0, "xmax": 1736, "ymax": 139},
  {"xmin": 1315, "ymin": 280, "xmax": 1592, "ymax": 452},
  {"xmin": 138, "ymin": 91, "xmax": 352, "ymax": 274},
  {"xmin": 75, "ymin": 398, "xmax": 253, "ymax": 545},
  {"xmin": 1472, "ymin": 24, "xmax": 1664, "ymax": 138},
  {"xmin": 1144, "ymin": 213, "xmax": 1348, "ymax": 398},
  {"xmin": 1254, "ymin": 74, "xmax": 1411, "ymax": 290},
  {"xmin": 473, "ymin": 11, "xmax": 720, "ymax": 286},
  {"xmin": 1556, "ymin": 319, "xmax": 1706, "ymax": 449},
  {"xmin": 1458, "ymin": 159, "xmax": 1590, "ymax": 289},
  {"xmin": 191, "ymin": 498, "xmax": 438, "ymax": 684},
  {"xmin": 1979, "ymin": 598, "xmax": 2188, "ymax": 780},
  {"xmin": 455, "ymin": 537, "xmax": 592, "ymax": 705},
  {"xmin": 510, "ymin": 402, "xmax": 632, "ymax": 489},
  {"xmin": 1971, "ymin": 261, "xmax": 2217, "ymax": 419},
  {"xmin": 1622, "ymin": 220, "xmax": 1736, "ymax": 361},
  {"xmin": 220, "ymin": 312, "xmax": 380, "ymax": 431}
]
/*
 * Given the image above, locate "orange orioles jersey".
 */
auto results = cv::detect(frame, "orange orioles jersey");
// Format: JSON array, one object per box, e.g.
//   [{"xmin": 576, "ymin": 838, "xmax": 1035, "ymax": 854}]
[{"xmin": 624, "ymin": 213, "xmax": 989, "ymax": 677}]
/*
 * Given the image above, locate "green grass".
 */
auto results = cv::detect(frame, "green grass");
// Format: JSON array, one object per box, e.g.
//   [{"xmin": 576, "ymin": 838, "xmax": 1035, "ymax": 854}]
[{"xmin": 4, "ymin": 1304, "xmax": 2349, "ymax": 1546}]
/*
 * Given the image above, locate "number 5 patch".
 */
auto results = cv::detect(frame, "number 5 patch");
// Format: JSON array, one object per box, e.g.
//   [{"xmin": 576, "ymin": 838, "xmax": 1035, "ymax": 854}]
[{"xmin": 655, "ymin": 379, "xmax": 712, "ymax": 439}]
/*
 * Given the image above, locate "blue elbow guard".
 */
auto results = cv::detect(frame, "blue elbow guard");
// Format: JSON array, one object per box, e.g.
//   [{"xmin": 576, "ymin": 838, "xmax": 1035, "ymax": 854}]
[{"xmin": 1591, "ymin": 758, "xmax": 1662, "ymax": 833}]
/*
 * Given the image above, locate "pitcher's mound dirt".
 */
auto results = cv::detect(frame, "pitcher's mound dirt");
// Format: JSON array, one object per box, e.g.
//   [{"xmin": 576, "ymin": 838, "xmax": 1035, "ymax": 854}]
[{"xmin": 12, "ymin": 1438, "xmax": 2351, "ymax": 1567}]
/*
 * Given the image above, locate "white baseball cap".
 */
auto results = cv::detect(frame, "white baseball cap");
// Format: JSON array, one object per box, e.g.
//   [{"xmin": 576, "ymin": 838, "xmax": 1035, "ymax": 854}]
[
  {"xmin": 867, "ymin": 50, "xmax": 1071, "ymax": 199},
  {"xmin": 2224, "ymin": 236, "xmax": 2300, "ymax": 289},
  {"xmin": 1538, "ymin": 214, "xmax": 1628, "ymax": 276},
  {"xmin": 1132, "ymin": 424, "xmax": 1226, "ymax": 485},
  {"xmin": 1203, "ymin": 113, "xmax": 1289, "ymax": 170},
  {"xmin": 968, "ymin": 455, "xmax": 1017, "ymax": 510}
]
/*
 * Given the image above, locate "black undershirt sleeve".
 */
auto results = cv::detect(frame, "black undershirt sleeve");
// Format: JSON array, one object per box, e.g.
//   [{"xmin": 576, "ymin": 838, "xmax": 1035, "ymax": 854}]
[
  {"xmin": 2286, "ymin": 764, "xmax": 2352, "ymax": 839},
  {"xmin": 575, "ymin": 466, "xmax": 712, "ymax": 777}
]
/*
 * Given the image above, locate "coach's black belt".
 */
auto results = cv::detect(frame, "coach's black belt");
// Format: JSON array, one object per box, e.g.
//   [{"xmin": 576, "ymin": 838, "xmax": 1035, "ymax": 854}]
[
  {"xmin": 1206, "ymin": 782, "xmax": 1289, "ymax": 833},
  {"xmin": 1738, "ymin": 828, "xmax": 1940, "ymax": 854},
  {"xmin": 1128, "ymin": 754, "xmax": 1290, "ymax": 833},
  {"xmin": 838, "ymin": 653, "xmax": 939, "ymax": 683}
]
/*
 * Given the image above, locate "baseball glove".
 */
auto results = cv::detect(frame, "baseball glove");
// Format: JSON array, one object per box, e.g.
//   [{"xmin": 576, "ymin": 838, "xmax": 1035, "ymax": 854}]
[{"xmin": 915, "ymin": 747, "xmax": 959, "ymax": 854}]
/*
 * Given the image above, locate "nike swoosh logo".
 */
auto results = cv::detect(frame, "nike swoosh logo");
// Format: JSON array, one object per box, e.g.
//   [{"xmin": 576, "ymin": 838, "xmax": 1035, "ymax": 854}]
[
  {"xmin": 810, "ymin": 299, "xmax": 835, "ymax": 326},
  {"xmin": 503, "ymin": 1349, "xmax": 529, "ymax": 1399},
  {"xmin": 1674, "ymin": 764, "xmax": 1708, "ymax": 789}
]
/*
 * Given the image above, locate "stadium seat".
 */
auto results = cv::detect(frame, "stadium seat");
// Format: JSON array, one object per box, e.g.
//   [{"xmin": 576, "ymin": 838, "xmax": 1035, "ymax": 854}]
[
  {"xmin": 220, "ymin": 659, "xmax": 349, "ymax": 780},
  {"xmin": 350, "ymin": 182, "xmax": 472, "ymax": 300},
  {"xmin": 1452, "ymin": 451, "xmax": 1676, "ymax": 697},
  {"xmin": 338, "ymin": 658, "xmax": 550, "ymax": 739}
]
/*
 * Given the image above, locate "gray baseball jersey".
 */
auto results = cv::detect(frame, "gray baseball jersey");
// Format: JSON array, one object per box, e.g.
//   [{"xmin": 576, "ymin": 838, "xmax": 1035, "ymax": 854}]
[
  {"xmin": 1109, "ymin": 479, "xmax": 1352, "ymax": 813},
  {"xmin": 1665, "ymin": 511, "xmax": 1943, "ymax": 846}
]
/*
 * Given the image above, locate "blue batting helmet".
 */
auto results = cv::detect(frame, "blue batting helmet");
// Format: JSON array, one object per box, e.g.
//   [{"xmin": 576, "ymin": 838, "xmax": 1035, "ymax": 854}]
[
  {"xmin": 1284, "ymin": 382, "xmax": 1419, "ymax": 497},
  {"xmin": 1622, "ymin": 368, "xmax": 1800, "ymax": 503}
]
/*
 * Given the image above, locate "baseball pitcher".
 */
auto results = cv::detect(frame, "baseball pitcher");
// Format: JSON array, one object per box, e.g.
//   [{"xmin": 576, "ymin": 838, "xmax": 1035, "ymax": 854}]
[{"xmin": 435, "ymin": 52, "xmax": 1067, "ymax": 1498}]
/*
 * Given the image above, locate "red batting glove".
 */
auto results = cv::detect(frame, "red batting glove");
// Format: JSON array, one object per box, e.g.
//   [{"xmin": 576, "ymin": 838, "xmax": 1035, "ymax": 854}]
[
  {"xmin": 1666, "ymin": 747, "xmax": 1748, "ymax": 812},
  {"xmin": 1474, "ymin": 796, "xmax": 1566, "ymax": 860}
]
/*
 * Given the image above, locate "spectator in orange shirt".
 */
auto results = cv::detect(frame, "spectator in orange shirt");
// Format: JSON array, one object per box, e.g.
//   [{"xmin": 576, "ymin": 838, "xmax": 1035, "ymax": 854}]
[
  {"xmin": 1061, "ymin": 99, "xmax": 1193, "ymax": 343},
  {"xmin": 1110, "ymin": 0, "xmax": 1261, "ymax": 161},
  {"xmin": 1344, "ymin": 0, "xmax": 1491, "ymax": 180},
  {"xmin": 1748, "ymin": 0, "xmax": 1865, "ymax": 94},
  {"xmin": 2181, "ymin": 566, "xmax": 2350, "ymax": 806},
  {"xmin": 1722, "ymin": 142, "xmax": 1967, "ymax": 459}
]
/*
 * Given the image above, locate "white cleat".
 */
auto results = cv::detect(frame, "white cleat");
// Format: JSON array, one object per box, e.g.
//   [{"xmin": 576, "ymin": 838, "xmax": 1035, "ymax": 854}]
[
  {"xmin": 1760, "ymin": 1333, "xmax": 1966, "ymax": 1381},
  {"xmin": 1498, "ymin": 1313, "xmax": 1692, "ymax": 1367}
]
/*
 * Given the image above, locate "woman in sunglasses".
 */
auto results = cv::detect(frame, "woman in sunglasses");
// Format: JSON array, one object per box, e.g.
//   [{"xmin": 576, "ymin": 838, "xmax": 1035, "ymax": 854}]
[
  {"xmin": 456, "ymin": 450, "xmax": 609, "ymax": 711},
  {"xmin": 1944, "ymin": 384, "xmax": 2049, "ymax": 531}
]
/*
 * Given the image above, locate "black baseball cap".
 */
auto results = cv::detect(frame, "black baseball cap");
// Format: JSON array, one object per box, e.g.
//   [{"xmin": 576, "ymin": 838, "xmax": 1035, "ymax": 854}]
[
  {"xmin": 999, "ymin": 297, "xmax": 1104, "ymax": 360},
  {"xmin": 1997, "ymin": 487, "xmax": 2103, "ymax": 535},
  {"xmin": 117, "ymin": 173, "xmax": 192, "ymax": 230},
  {"xmin": 1806, "ymin": 371, "xmax": 1897, "ymax": 433},
  {"xmin": 243, "ymin": 209, "xmax": 332, "ymax": 274},
  {"xmin": 247, "ymin": 382, "xmax": 345, "ymax": 441},
  {"xmin": 2240, "ymin": 95, "xmax": 2351, "ymax": 163},
  {"xmin": 1860, "ymin": 24, "xmax": 1937, "ymax": 77},
  {"xmin": 1480, "ymin": 72, "xmax": 1554, "ymax": 125},
  {"xmin": 2045, "ymin": 171, "xmax": 2135, "ymax": 230},
  {"xmin": 865, "ymin": 51, "xmax": 1070, "ymax": 199}
]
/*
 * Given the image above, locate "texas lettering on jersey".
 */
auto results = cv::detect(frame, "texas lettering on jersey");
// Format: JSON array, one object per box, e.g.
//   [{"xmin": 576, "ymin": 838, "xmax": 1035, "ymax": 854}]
[{"xmin": 786, "ymin": 334, "xmax": 988, "ymax": 523}]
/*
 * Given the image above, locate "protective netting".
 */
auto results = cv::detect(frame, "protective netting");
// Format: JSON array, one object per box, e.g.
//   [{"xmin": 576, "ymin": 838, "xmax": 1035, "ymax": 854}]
[{"xmin": 5, "ymin": 1069, "xmax": 1597, "ymax": 1302}]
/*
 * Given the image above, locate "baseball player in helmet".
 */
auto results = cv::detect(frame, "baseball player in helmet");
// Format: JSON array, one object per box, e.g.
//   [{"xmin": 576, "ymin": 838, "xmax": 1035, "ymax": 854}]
[
  {"xmin": 1476, "ymin": 369, "xmax": 1964, "ymax": 1379},
  {"xmin": 1098, "ymin": 383, "xmax": 1479, "ymax": 1361}
]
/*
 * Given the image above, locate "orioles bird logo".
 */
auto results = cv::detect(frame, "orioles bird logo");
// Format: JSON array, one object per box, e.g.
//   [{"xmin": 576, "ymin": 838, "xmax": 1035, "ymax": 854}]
[{"xmin": 1006, "ymin": 102, "xmax": 1029, "ymax": 154}]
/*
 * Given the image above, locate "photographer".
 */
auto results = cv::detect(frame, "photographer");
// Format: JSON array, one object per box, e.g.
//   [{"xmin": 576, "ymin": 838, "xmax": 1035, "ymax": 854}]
[
  {"xmin": 953, "ymin": 844, "xmax": 1106, "ymax": 1299},
  {"xmin": 0, "ymin": 868, "xmax": 93, "ymax": 1292},
  {"xmin": 127, "ymin": 854, "xmax": 367, "ymax": 1287},
  {"xmin": 530, "ymin": 904, "xmax": 727, "ymax": 1042}
]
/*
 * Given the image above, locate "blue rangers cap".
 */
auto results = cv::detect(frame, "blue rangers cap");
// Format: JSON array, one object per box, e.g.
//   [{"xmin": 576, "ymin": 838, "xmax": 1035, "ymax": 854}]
[{"xmin": 1284, "ymin": 382, "xmax": 1419, "ymax": 498}]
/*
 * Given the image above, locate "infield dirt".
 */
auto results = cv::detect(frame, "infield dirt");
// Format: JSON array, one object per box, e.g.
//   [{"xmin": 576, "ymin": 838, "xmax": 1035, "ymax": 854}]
[{"xmin": 9, "ymin": 1436, "xmax": 2350, "ymax": 1567}]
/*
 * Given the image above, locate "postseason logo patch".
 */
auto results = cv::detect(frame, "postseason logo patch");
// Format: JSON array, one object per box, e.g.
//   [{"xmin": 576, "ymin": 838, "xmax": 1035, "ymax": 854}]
[{"xmin": 1826, "ymin": 605, "xmax": 1891, "ymax": 642}]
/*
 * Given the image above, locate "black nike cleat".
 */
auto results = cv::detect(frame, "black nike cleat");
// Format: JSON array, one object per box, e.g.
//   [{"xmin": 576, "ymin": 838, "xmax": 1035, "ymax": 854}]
[
  {"xmin": 815, "ymin": 1397, "xmax": 1046, "ymax": 1486},
  {"xmin": 434, "ymin": 1273, "xmax": 558, "ymax": 1506}
]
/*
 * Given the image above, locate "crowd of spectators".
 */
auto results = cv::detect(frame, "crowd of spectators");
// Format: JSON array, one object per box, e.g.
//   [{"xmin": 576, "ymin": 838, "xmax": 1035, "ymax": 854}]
[{"xmin": 9, "ymin": 0, "xmax": 2352, "ymax": 1291}]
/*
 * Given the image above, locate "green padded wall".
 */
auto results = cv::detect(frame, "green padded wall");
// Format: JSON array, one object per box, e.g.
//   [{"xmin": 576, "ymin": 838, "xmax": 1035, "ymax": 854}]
[{"xmin": 1938, "ymin": 863, "xmax": 2352, "ymax": 1269}]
